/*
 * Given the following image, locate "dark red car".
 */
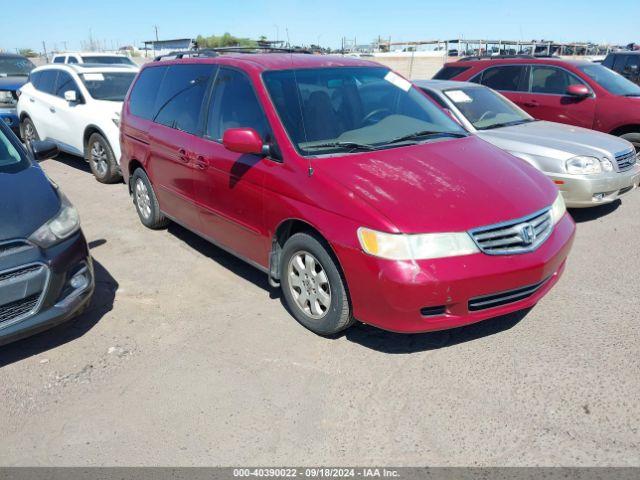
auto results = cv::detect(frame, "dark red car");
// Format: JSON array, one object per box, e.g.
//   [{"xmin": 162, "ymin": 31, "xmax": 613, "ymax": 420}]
[
  {"xmin": 436, "ymin": 57, "xmax": 640, "ymax": 149},
  {"xmin": 120, "ymin": 54, "xmax": 574, "ymax": 335}
]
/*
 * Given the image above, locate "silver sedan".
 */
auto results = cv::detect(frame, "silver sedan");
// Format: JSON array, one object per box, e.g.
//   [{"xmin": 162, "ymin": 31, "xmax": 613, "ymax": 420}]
[{"xmin": 415, "ymin": 80, "xmax": 640, "ymax": 208}]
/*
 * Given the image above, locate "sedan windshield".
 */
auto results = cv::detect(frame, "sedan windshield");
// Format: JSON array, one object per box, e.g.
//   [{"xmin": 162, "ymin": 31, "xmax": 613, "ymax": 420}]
[
  {"xmin": 443, "ymin": 87, "xmax": 533, "ymax": 130},
  {"xmin": 263, "ymin": 67, "xmax": 466, "ymax": 155},
  {"xmin": 0, "ymin": 57, "xmax": 35, "ymax": 77},
  {"xmin": 81, "ymin": 72, "xmax": 136, "ymax": 101},
  {"xmin": 578, "ymin": 64, "xmax": 640, "ymax": 96},
  {"xmin": 81, "ymin": 56, "xmax": 136, "ymax": 66},
  {"xmin": 0, "ymin": 125, "xmax": 28, "ymax": 173}
]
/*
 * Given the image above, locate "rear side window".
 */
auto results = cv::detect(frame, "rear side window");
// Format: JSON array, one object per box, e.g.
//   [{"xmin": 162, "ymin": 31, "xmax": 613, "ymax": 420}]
[
  {"xmin": 433, "ymin": 66, "xmax": 470, "ymax": 80},
  {"xmin": 602, "ymin": 55, "xmax": 614, "ymax": 69},
  {"xmin": 475, "ymin": 66, "xmax": 528, "ymax": 92},
  {"xmin": 67, "ymin": 56, "xmax": 79, "ymax": 64},
  {"xmin": 206, "ymin": 67, "xmax": 269, "ymax": 140},
  {"xmin": 53, "ymin": 56, "xmax": 65, "ymax": 64},
  {"xmin": 154, "ymin": 64, "xmax": 217, "ymax": 135},
  {"xmin": 612, "ymin": 55, "xmax": 629, "ymax": 72},
  {"xmin": 128, "ymin": 66, "xmax": 167, "ymax": 120},
  {"xmin": 36, "ymin": 70, "xmax": 58, "ymax": 95}
]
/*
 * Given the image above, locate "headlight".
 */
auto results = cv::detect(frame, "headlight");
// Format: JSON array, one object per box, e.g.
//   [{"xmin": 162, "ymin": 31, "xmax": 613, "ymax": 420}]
[
  {"xmin": 29, "ymin": 193, "xmax": 80, "ymax": 248},
  {"xmin": 566, "ymin": 156, "xmax": 602, "ymax": 175},
  {"xmin": 357, "ymin": 227, "xmax": 479, "ymax": 261},
  {"xmin": 600, "ymin": 158, "xmax": 614, "ymax": 172},
  {"xmin": 0, "ymin": 90, "xmax": 16, "ymax": 105},
  {"xmin": 550, "ymin": 192, "xmax": 566, "ymax": 225}
]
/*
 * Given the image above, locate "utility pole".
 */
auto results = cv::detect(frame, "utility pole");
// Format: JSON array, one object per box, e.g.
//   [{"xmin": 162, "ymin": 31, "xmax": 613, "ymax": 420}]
[{"xmin": 42, "ymin": 41, "xmax": 48, "ymax": 62}]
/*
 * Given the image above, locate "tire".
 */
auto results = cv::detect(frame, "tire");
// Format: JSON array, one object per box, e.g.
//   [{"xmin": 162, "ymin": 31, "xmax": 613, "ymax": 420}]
[
  {"xmin": 86, "ymin": 133, "xmax": 122, "ymax": 184},
  {"xmin": 131, "ymin": 168, "xmax": 169, "ymax": 229},
  {"xmin": 280, "ymin": 232, "xmax": 354, "ymax": 335},
  {"xmin": 620, "ymin": 132, "xmax": 640, "ymax": 151},
  {"xmin": 21, "ymin": 117, "xmax": 39, "ymax": 143}
]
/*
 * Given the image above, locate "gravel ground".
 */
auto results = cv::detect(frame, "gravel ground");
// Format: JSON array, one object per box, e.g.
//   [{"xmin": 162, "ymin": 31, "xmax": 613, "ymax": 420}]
[{"xmin": 0, "ymin": 153, "xmax": 638, "ymax": 466}]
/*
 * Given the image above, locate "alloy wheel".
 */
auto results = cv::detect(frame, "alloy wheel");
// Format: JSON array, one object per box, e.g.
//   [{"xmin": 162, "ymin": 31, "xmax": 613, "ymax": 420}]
[
  {"xmin": 135, "ymin": 178, "xmax": 152, "ymax": 220},
  {"xmin": 90, "ymin": 141, "xmax": 109, "ymax": 177},
  {"xmin": 287, "ymin": 251, "xmax": 332, "ymax": 319}
]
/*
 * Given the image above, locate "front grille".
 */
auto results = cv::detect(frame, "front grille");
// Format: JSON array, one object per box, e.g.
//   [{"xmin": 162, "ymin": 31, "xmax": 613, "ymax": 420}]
[
  {"xmin": 0, "ymin": 294, "xmax": 40, "ymax": 324},
  {"xmin": 615, "ymin": 149, "xmax": 637, "ymax": 172},
  {"xmin": 0, "ymin": 264, "xmax": 48, "ymax": 326},
  {"xmin": 0, "ymin": 240, "xmax": 33, "ymax": 259},
  {"xmin": 469, "ymin": 208, "xmax": 553, "ymax": 255},
  {"xmin": 468, "ymin": 277, "xmax": 550, "ymax": 311}
]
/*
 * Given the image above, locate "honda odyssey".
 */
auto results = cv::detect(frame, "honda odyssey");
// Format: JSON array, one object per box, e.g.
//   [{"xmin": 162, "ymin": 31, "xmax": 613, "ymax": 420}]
[{"xmin": 120, "ymin": 54, "xmax": 575, "ymax": 335}]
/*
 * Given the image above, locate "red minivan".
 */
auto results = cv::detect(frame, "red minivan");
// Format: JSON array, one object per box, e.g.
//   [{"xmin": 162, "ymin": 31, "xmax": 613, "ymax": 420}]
[
  {"xmin": 436, "ymin": 57, "xmax": 640, "ymax": 149},
  {"xmin": 120, "ymin": 54, "xmax": 575, "ymax": 335}
]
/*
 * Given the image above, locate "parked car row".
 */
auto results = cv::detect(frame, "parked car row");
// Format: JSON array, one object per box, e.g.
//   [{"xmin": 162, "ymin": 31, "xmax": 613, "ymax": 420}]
[{"xmin": 0, "ymin": 51, "xmax": 638, "ymax": 345}]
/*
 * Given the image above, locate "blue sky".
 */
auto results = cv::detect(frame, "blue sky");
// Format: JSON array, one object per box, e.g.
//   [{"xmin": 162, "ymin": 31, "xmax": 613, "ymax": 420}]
[{"xmin": 1, "ymin": 0, "xmax": 638, "ymax": 52}]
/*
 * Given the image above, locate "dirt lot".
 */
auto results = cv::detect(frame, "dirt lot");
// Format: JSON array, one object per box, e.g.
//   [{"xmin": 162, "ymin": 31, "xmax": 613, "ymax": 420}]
[{"xmin": 0, "ymin": 153, "xmax": 638, "ymax": 466}]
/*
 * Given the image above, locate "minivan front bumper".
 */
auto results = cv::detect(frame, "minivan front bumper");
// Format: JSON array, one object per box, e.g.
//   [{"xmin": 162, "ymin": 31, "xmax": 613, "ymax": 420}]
[
  {"xmin": 338, "ymin": 213, "xmax": 575, "ymax": 333},
  {"xmin": 0, "ymin": 232, "xmax": 94, "ymax": 346}
]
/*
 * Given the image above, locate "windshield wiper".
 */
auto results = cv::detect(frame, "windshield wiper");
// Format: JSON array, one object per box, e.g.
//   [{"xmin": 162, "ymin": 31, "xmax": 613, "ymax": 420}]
[
  {"xmin": 385, "ymin": 130, "xmax": 467, "ymax": 145},
  {"xmin": 478, "ymin": 119, "xmax": 534, "ymax": 130},
  {"xmin": 304, "ymin": 141, "xmax": 379, "ymax": 152}
]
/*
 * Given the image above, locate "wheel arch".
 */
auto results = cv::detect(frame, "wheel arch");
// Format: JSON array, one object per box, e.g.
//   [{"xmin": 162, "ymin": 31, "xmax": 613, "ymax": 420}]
[
  {"xmin": 83, "ymin": 125, "xmax": 109, "ymax": 153},
  {"xmin": 609, "ymin": 124, "xmax": 640, "ymax": 137}
]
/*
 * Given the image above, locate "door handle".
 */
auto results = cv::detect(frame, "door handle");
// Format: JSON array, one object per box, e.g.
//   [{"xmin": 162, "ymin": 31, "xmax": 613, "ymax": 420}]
[
  {"xmin": 523, "ymin": 101, "xmax": 539, "ymax": 107},
  {"xmin": 178, "ymin": 148, "xmax": 190, "ymax": 163},
  {"xmin": 29, "ymin": 97, "xmax": 35, "ymax": 103},
  {"xmin": 194, "ymin": 156, "xmax": 208, "ymax": 170},
  {"xmin": 49, "ymin": 107, "xmax": 56, "ymax": 113}
]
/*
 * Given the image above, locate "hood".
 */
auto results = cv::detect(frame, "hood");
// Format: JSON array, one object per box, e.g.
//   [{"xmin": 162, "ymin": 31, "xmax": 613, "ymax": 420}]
[
  {"xmin": 311, "ymin": 135, "xmax": 557, "ymax": 234},
  {"xmin": 0, "ymin": 164, "xmax": 60, "ymax": 241},
  {"xmin": 93, "ymin": 99, "xmax": 123, "ymax": 118},
  {"xmin": 477, "ymin": 120, "xmax": 633, "ymax": 161},
  {"xmin": 0, "ymin": 76, "xmax": 29, "ymax": 92}
]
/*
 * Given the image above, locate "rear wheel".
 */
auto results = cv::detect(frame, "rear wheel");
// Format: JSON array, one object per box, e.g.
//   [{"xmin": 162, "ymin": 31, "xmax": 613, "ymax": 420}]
[
  {"xmin": 280, "ymin": 232, "xmax": 354, "ymax": 335},
  {"xmin": 87, "ymin": 133, "xmax": 122, "ymax": 184},
  {"xmin": 131, "ymin": 168, "xmax": 169, "ymax": 229},
  {"xmin": 21, "ymin": 117, "xmax": 39, "ymax": 143}
]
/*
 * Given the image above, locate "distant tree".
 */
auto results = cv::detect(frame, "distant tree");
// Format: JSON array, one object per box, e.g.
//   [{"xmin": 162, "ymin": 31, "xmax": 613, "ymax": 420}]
[
  {"xmin": 18, "ymin": 48, "xmax": 38, "ymax": 58},
  {"xmin": 195, "ymin": 33, "xmax": 257, "ymax": 49}
]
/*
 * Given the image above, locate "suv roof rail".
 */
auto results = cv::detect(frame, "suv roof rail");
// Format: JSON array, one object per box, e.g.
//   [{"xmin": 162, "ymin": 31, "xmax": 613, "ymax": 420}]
[
  {"xmin": 457, "ymin": 54, "xmax": 559, "ymax": 61},
  {"xmin": 153, "ymin": 46, "xmax": 312, "ymax": 62},
  {"xmin": 153, "ymin": 49, "xmax": 219, "ymax": 61}
]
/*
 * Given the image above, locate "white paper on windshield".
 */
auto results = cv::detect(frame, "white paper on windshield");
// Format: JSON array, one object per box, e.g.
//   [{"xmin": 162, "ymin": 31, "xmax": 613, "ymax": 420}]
[
  {"xmin": 384, "ymin": 71, "xmax": 411, "ymax": 92},
  {"xmin": 445, "ymin": 90, "xmax": 472, "ymax": 103},
  {"xmin": 84, "ymin": 73, "xmax": 104, "ymax": 81}
]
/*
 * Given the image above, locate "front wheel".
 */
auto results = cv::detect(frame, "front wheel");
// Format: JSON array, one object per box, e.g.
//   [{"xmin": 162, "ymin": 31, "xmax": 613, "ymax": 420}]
[
  {"xmin": 620, "ymin": 132, "xmax": 640, "ymax": 151},
  {"xmin": 86, "ymin": 133, "xmax": 122, "ymax": 184},
  {"xmin": 21, "ymin": 117, "xmax": 39, "ymax": 144},
  {"xmin": 280, "ymin": 233, "xmax": 354, "ymax": 335}
]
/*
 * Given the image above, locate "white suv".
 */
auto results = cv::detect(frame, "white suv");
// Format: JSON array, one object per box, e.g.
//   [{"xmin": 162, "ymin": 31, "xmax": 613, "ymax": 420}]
[
  {"xmin": 17, "ymin": 64, "xmax": 138, "ymax": 183},
  {"xmin": 52, "ymin": 52, "xmax": 138, "ymax": 67}
]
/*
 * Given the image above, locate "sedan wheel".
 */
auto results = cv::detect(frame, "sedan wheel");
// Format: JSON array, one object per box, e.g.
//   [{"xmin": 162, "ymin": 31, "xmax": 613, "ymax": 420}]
[{"xmin": 287, "ymin": 251, "xmax": 332, "ymax": 319}]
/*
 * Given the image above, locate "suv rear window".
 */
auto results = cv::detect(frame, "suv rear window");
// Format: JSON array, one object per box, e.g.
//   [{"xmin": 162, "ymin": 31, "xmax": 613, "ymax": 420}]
[
  {"xmin": 433, "ymin": 66, "xmax": 470, "ymax": 80},
  {"xmin": 473, "ymin": 65, "xmax": 528, "ymax": 92},
  {"xmin": 129, "ymin": 66, "xmax": 167, "ymax": 120}
]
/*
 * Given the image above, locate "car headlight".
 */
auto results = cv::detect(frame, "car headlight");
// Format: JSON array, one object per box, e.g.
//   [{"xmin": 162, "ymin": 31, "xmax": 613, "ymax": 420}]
[
  {"xmin": 0, "ymin": 90, "xmax": 16, "ymax": 105},
  {"xmin": 357, "ymin": 227, "xmax": 479, "ymax": 261},
  {"xmin": 566, "ymin": 156, "xmax": 602, "ymax": 175},
  {"xmin": 550, "ymin": 192, "xmax": 566, "ymax": 225},
  {"xmin": 29, "ymin": 193, "xmax": 80, "ymax": 248},
  {"xmin": 601, "ymin": 158, "xmax": 614, "ymax": 172}
]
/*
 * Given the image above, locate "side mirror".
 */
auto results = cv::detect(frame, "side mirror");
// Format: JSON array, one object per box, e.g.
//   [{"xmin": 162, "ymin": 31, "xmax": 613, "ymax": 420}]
[
  {"xmin": 222, "ymin": 128, "xmax": 264, "ymax": 155},
  {"xmin": 64, "ymin": 90, "xmax": 78, "ymax": 103},
  {"xmin": 30, "ymin": 140, "xmax": 59, "ymax": 161},
  {"xmin": 566, "ymin": 84, "xmax": 591, "ymax": 98}
]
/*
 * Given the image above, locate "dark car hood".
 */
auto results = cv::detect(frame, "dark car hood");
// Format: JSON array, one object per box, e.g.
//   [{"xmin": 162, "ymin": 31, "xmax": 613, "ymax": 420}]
[
  {"xmin": 0, "ymin": 164, "xmax": 60, "ymax": 241},
  {"xmin": 0, "ymin": 76, "xmax": 28, "ymax": 91},
  {"xmin": 312, "ymin": 135, "xmax": 558, "ymax": 233}
]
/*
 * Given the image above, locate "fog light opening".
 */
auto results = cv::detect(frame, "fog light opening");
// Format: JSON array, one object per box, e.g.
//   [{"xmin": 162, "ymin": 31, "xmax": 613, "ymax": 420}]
[
  {"xmin": 70, "ymin": 270, "xmax": 90, "ymax": 290},
  {"xmin": 593, "ymin": 193, "xmax": 606, "ymax": 201}
]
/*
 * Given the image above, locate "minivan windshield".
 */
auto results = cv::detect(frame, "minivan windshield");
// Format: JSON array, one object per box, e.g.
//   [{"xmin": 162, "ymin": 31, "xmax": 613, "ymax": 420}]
[
  {"xmin": 578, "ymin": 64, "xmax": 640, "ymax": 96},
  {"xmin": 263, "ymin": 67, "xmax": 466, "ymax": 155},
  {"xmin": 0, "ymin": 125, "xmax": 28, "ymax": 173},
  {"xmin": 81, "ymin": 56, "xmax": 136, "ymax": 66},
  {"xmin": 0, "ymin": 56, "xmax": 35, "ymax": 77},
  {"xmin": 442, "ymin": 86, "xmax": 534, "ymax": 130},
  {"xmin": 81, "ymin": 72, "xmax": 136, "ymax": 101}
]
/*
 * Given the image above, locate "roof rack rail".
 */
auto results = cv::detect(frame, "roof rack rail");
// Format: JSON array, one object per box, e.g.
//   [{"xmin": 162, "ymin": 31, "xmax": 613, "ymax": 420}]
[
  {"xmin": 153, "ymin": 49, "xmax": 219, "ymax": 61},
  {"xmin": 458, "ymin": 54, "xmax": 559, "ymax": 61},
  {"xmin": 207, "ymin": 46, "xmax": 312, "ymax": 54}
]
